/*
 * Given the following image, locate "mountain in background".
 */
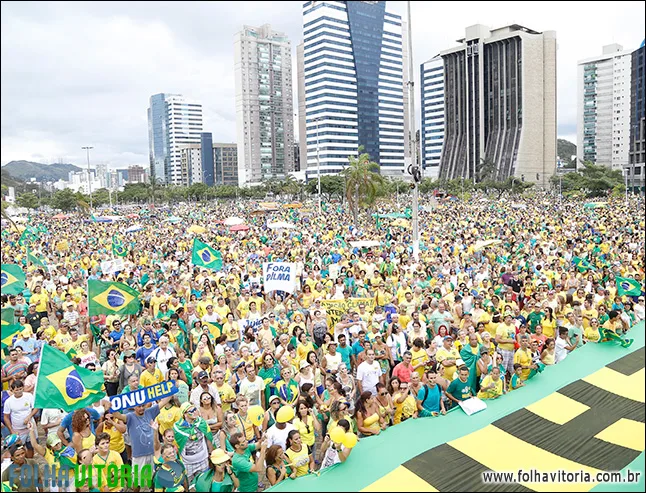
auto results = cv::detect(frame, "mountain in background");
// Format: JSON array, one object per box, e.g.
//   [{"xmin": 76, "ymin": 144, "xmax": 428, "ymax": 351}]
[
  {"xmin": 557, "ymin": 139, "xmax": 577, "ymax": 166},
  {"xmin": 1, "ymin": 160, "xmax": 82, "ymax": 182}
]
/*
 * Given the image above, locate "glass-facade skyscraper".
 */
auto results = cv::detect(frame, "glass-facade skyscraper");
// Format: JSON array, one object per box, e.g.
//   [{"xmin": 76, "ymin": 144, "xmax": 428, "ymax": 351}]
[
  {"xmin": 147, "ymin": 93, "xmax": 203, "ymax": 184},
  {"xmin": 301, "ymin": 1, "xmax": 406, "ymax": 178}
]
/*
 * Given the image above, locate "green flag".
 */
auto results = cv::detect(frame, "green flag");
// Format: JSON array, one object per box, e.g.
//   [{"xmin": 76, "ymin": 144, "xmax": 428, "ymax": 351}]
[
  {"xmin": 34, "ymin": 344, "xmax": 106, "ymax": 412},
  {"xmin": 572, "ymin": 256, "xmax": 594, "ymax": 273},
  {"xmin": 616, "ymin": 277, "xmax": 642, "ymax": 297},
  {"xmin": 1, "ymin": 264, "xmax": 26, "ymax": 295},
  {"xmin": 66, "ymin": 346, "xmax": 78, "ymax": 360},
  {"xmin": 191, "ymin": 238, "xmax": 223, "ymax": 271},
  {"xmin": 27, "ymin": 249, "xmax": 47, "ymax": 269},
  {"xmin": 2, "ymin": 307, "xmax": 20, "ymax": 351},
  {"xmin": 1, "ymin": 307, "xmax": 14, "ymax": 326},
  {"xmin": 88, "ymin": 280, "xmax": 141, "ymax": 316},
  {"xmin": 112, "ymin": 235, "xmax": 128, "ymax": 257},
  {"xmin": 18, "ymin": 227, "xmax": 38, "ymax": 246}
]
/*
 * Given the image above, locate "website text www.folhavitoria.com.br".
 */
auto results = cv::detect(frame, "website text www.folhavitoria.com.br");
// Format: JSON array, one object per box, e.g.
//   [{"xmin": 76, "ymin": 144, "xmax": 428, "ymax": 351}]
[{"xmin": 482, "ymin": 469, "xmax": 642, "ymax": 485}]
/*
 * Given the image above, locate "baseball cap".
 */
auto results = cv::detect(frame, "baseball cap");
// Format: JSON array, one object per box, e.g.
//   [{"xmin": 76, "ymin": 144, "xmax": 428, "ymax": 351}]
[
  {"xmin": 197, "ymin": 370, "xmax": 209, "ymax": 380},
  {"xmin": 46, "ymin": 434, "xmax": 62, "ymax": 448},
  {"xmin": 146, "ymin": 356, "xmax": 157, "ymax": 364},
  {"xmin": 299, "ymin": 360, "xmax": 311, "ymax": 370}
]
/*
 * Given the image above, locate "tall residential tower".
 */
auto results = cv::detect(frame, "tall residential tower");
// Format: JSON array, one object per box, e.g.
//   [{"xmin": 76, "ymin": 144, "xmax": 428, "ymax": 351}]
[
  {"xmin": 147, "ymin": 93, "xmax": 203, "ymax": 184},
  {"xmin": 439, "ymin": 24, "xmax": 557, "ymax": 186},
  {"xmin": 420, "ymin": 55, "xmax": 445, "ymax": 177},
  {"xmin": 301, "ymin": 0, "xmax": 407, "ymax": 179},
  {"xmin": 577, "ymin": 44, "xmax": 633, "ymax": 170},
  {"xmin": 234, "ymin": 24, "xmax": 294, "ymax": 185}
]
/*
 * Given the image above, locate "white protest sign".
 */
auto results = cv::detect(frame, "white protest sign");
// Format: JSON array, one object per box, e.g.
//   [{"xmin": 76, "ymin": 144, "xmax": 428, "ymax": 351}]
[
  {"xmin": 458, "ymin": 397, "xmax": 487, "ymax": 416},
  {"xmin": 263, "ymin": 262, "xmax": 297, "ymax": 293},
  {"xmin": 329, "ymin": 264, "xmax": 340, "ymax": 280},
  {"xmin": 101, "ymin": 258, "xmax": 125, "ymax": 275}
]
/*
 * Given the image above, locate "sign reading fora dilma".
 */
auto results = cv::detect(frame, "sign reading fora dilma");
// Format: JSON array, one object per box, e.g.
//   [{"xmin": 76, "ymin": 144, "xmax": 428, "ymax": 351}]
[
  {"xmin": 263, "ymin": 262, "xmax": 297, "ymax": 293},
  {"xmin": 109, "ymin": 380, "xmax": 178, "ymax": 411}
]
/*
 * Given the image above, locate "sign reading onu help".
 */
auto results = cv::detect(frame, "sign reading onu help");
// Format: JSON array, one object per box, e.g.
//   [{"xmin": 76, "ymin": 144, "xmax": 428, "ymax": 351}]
[
  {"xmin": 109, "ymin": 380, "xmax": 178, "ymax": 411},
  {"xmin": 263, "ymin": 262, "xmax": 297, "ymax": 293}
]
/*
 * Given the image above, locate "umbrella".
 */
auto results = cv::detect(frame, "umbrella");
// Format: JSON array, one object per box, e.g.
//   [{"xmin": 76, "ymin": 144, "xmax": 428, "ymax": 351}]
[
  {"xmin": 166, "ymin": 216, "xmax": 182, "ymax": 224},
  {"xmin": 473, "ymin": 239, "xmax": 502, "ymax": 251},
  {"xmin": 511, "ymin": 203, "xmax": 527, "ymax": 210},
  {"xmin": 282, "ymin": 202, "xmax": 303, "ymax": 209},
  {"xmin": 391, "ymin": 218, "xmax": 410, "ymax": 228},
  {"xmin": 224, "ymin": 217, "xmax": 245, "ymax": 226},
  {"xmin": 126, "ymin": 213, "xmax": 138, "ymax": 219},
  {"xmin": 268, "ymin": 221, "xmax": 296, "ymax": 230},
  {"xmin": 188, "ymin": 225, "xmax": 206, "ymax": 234},
  {"xmin": 230, "ymin": 224, "xmax": 250, "ymax": 232},
  {"xmin": 125, "ymin": 224, "xmax": 143, "ymax": 233}
]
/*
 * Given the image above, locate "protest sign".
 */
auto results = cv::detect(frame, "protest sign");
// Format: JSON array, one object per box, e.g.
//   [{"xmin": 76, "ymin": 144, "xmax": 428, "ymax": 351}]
[
  {"xmin": 101, "ymin": 258, "xmax": 125, "ymax": 275},
  {"xmin": 458, "ymin": 397, "xmax": 487, "ymax": 416},
  {"xmin": 263, "ymin": 262, "xmax": 297, "ymax": 293},
  {"xmin": 320, "ymin": 298, "xmax": 376, "ymax": 328},
  {"xmin": 109, "ymin": 380, "xmax": 178, "ymax": 411}
]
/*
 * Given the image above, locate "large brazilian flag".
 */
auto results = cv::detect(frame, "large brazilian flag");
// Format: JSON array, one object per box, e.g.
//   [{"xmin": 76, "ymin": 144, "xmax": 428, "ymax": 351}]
[
  {"xmin": 88, "ymin": 280, "xmax": 141, "ymax": 316},
  {"xmin": 1, "ymin": 307, "xmax": 21, "ymax": 351},
  {"xmin": 34, "ymin": 344, "xmax": 106, "ymax": 411},
  {"xmin": 1, "ymin": 264, "xmax": 26, "ymax": 295},
  {"xmin": 191, "ymin": 238, "xmax": 223, "ymax": 271}
]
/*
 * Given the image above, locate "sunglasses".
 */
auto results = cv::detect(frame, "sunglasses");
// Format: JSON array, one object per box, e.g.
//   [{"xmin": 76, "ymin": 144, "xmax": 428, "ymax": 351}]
[
  {"xmin": 187, "ymin": 408, "xmax": 197, "ymax": 414},
  {"xmin": 379, "ymin": 392, "xmax": 387, "ymax": 396}
]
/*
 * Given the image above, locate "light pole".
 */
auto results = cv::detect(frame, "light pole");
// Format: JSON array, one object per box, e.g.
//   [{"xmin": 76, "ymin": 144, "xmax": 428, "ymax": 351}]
[
  {"xmin": 406, "ymin": 0, "xmax": 419, "ymax": 260},
  {"xmin": 81, "ymin": 146, "xmax": 93, "ymax": 209},
  {"xmin": 624, "ymin": 168, "xmax": 628, "ymax": 207},
  {"xmin": 316, "ymin": 117, "xmax": 322, "ymax": 214}
]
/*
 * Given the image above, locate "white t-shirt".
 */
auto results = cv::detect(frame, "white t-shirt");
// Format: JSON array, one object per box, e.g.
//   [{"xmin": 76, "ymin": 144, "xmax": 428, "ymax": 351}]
[
  {"xmin": 265, "ymin": 423, "xmax": 295, "ymax": 451},
  {"xmin": 555, "ymin": 337, "xmax": 569, "ymax": 363},
  {"xmin": 4, "ymin": 392, "xmax": 34, "ymax": 433},
  {"xmin": 321, "ymin": 444, "xmax": 347, "ymax": 470},
  {"xmin": 356, "ymin": 361, "xmax": 381, "ymax": 396},
  {"xmin": 190, "ymin": 383, "xmax": 222, "ymax": 408},
  {"xmin": 40, "ymin": 408, "xmax": 65, "ymax": 437},
  {"xmin": 151, "ymin": 346, "xmax": 177, "ymax": 376},
  {"xmin": 238, "ymin": 377, "xmax": 266, "ymax": 407}
]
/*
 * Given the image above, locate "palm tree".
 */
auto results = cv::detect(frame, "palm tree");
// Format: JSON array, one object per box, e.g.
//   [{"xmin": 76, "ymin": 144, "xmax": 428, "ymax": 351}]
[
  {"xmin": 342, "ymin": 146, "xmax": 384, "ymax": 224},
  {"xmin": 146, "ymin": 175, "xmax": 162, "ymax": 207}
]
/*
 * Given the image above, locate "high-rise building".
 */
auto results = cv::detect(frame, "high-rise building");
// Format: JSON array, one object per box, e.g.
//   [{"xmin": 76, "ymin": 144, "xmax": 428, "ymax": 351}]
[
  {"xmin": 628, "ymin": 40, "xmax": 645, "ymax": 191},
  {"xmin": 127, "ymin": 165, "xmax": 147, "ymax": 184},
  {"xmin": 420, "ymin": 55, "xmax": 444, "ymax": 178},
  {"xmin": 302, "ymin": 1, "xmax": 407, "ymax": 179},
  {"xmin": 577, "ymin": 44, "xmax": 633, "ymax": 170},
  {"xmin": 292, "ymin": 142, "xmax": 301, "ymax": 172},
  {"xmin": 201, "ymin": 133, "xmax": 215, "ymax": 186},
  {"xmin": 234, "ymin": 24, "xmax": 294, "ymax": 185},
  {"xmin": 95, "ymin": 163, "xmax": 109, "ymax": 189},
  {"xmin": 179, "ymin": 145, "xmax": 202, "ymax": 186},
  {"xmin": 147, "ymin": 93, "xmax": 204, "ymax": 185},
  {"xmin": 213, "ymin": 143, "xmax": 238, "ymax": 186},
  {"xmin": 439, "ymin": 24, "xmax": 557, "ymax": 186}
]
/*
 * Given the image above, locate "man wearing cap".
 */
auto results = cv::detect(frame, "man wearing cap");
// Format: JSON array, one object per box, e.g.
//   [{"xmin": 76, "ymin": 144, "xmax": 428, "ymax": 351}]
[
  {"xmin": 190, "ymin": 371, "xmax": 222, "ymax": 409},
  {"xmin": 436, "ymin": 336, "xmax": 460, "ymax": 381},
  {"xmin": 265, "ymin": 401, "xmax": 296, "ymax": 450},
  {"xmin": 140, "ymin": 356, "xmax": 164, "ymax": 387},
  {"xmin": 62, "ymin": 302, "xmax": 80, "ymax": 330},
  {"xmin": 173, "ymin": 401, "xmax": 214, "ymax": 482}
]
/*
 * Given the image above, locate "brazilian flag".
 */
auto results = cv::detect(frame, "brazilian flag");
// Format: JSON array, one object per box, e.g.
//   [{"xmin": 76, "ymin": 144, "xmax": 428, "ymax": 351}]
[
  {"xmin": 34, "ymin": 344, "xmax": 105, "ymax": 412},
  {"xmin": 66, "ymin": 346, "xmax": 78, "ymax": 360},
  {"xmin": 88, "ymin": 280, "xmax": 141, "ymax": 317},
  {"xmin": 27, "ymin": 248, "xmax": 47, "ymax": 269},
  {"xmin": 572, "ymin": 256, "xmax": 594, "ymax": 273},
  {"xmin": 616, "ymin": 277, "xmax": 642, "ymax": 297},
  {"xmin": 1, "ymin": 315, "xmax": 21, "ymax": 351},
  {"xmin": 112, "ymin": 235, "xmax": 128, "ymax": 257},
  {"xmin": 191, "ymin": 238, "xmax": 223, "ymax": 271},
  {"xmin": 18, "ymin": 226, "xmax": 38, "ymax": 246},
  {"xmin": 1, "ymin": 264, "xmax": 26, "ymax": 295}
]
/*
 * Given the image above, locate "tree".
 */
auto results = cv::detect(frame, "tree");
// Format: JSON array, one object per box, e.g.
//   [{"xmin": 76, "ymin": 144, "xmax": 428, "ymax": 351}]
[
  {"xmin": 549, "ymin": 162, "xmax": 623, "ymax": 197},
  {"xmin": 305, "ymin": 175, "xmax": 345, "ymax": 202},
  {"xmin": 50, "ymin": 189, "xmax": 80, "ymax": 212},
  {"xmin": 146, "ymin": 175, "xmax": 162, "ymax": 206},
  {"xmin": 477, "ymin": 177, "xmax": 534, "ymax": 199},
  {"xmin": 16, "ymin": 192, "xmax": 40, "ymax": 210},
  {"xmin": 342, "ymin": 146, "xmax": 384, "ymax": 224},
  {"xmin": 477, "ymin": 158, "xmax": 497, "ymax": 182}
]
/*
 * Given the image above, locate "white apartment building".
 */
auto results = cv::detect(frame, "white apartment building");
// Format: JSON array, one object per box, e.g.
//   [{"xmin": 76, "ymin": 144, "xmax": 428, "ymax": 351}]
[
  {"xmin": 147, "ymin": 93, "xmax": 203, "ymax": 185},
  {"xmin": 577, "ymin": 44, "xmax": 633, "ymax": 170},
  {"xmin": 300, "ymin": 0, "xmax": 407, "ymax": 179},
  {"xmin": 179, "ymin": 144, "xmax": 203, "ymax": 186},
  {"xmin": 420, "ymin": 54, "xmax": 444, "ymax": 178},
  {"xmin": 234, "ymin": 24, "xmax": 294, "ymax": 186}
]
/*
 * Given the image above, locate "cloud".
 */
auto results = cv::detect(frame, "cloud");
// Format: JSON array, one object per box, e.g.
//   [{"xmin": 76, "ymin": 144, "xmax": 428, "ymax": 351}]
[{"xmin": 1, "ymin": 1, "xmax": 644, "ymax": 169}]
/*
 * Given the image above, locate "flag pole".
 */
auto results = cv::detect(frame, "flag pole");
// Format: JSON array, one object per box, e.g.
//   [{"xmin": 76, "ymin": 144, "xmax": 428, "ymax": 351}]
[{"xmin": 31, "ymin": 342, "xmax": 46, "ymax": 404}]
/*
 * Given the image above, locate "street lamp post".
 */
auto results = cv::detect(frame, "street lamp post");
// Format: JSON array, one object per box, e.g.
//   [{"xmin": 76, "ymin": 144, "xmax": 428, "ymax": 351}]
[
  {"xmin": 624, "ymin": 168, "xmax": 628, "ymax": 207},
  {"xmin": 406, "ymin": 0, "xmax": 419, "ymax": 260},
  {"xmin": 81, "ymin": 146, "xmax": 94, "ymax": 209}
]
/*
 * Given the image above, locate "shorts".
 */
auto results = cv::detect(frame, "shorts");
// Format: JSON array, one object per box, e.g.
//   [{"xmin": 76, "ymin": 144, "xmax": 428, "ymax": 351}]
[
  {"xmin": 500, "ymin": 349, "xmax": 515, "ymax": 374},
  {"xmin": 132, "ymin": 454, "xmax": 153, "ymax": 470}
]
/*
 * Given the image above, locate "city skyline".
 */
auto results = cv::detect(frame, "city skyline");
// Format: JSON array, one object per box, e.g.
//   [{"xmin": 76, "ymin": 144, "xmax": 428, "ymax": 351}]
[{"xmin": 1, "ymin": 1, "xmax": 644, "ymax": 168}]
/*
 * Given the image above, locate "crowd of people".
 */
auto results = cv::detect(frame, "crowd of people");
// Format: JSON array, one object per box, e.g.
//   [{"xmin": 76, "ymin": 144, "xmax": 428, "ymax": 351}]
[{"xmin": 1, "ymin": 192, "xmax": 644, "ymax": 492}]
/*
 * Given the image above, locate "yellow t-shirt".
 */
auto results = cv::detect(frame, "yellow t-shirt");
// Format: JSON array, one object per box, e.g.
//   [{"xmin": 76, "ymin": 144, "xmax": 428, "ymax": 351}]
[
  {"xmin": 93, "ymin": 450, "xmax": 124, "ymax": 493},
  {"xmin": 584, "ymin": 326, "xmax": 601, "ymax": 342},
  {"xmin": 436, "ymin": 347, "xmax": 459, "ymax": 380},
  {"xmin": 477, "ymin": 375, "xmax": 503, "ymax": 399},
  {"xmin": 410, "ymin": 348, "xmax": 428, "ymax": 378},
  {"xmin": 581, "ymin": 308, "xmax": 598, "ymax": 329},
  {"xmin": 223, "ymin": 322, "xmax": 240, "ymax": 342},
  {"xmin": 496, "ymin": 324, "xmax": 516, "ymax": 351},
  {"xmin": 286, "ymin": 445, "xmax": 310, "ymax": 477},
  {"xmin": 157, "ymin": 405, "xmax": 182, "ymax": 435},
  {"xmin": 293, "ymin": 416, "xmax": 315, "ymax": 446},
  {"xmin": 513, "ymin": 348, "xmax": 532, "ymax": 380},
  {"xmin": 215, "ymin": 383, "xmax": 236, "ymax": 413},
  {"xmin": 235, "ymin": 413, "xmax": 255, "ymax": 441},
  {"xmin": 541, "ymin": 318, "xmax": 557, "ymax": 339},
  {"xmin": 103, "ymin": 419, "xmax": 126, "ymax": 454},
  {"xmin": 140, "ymin": 368, "xmax": 163, "ymax": 387},
  {"xmin": 393, "ymin": 392, "xmax": 416, "ymax": 424},
  {"xmin": 30, "ymin": 292, "xmax": 49, "ymax": 312}
]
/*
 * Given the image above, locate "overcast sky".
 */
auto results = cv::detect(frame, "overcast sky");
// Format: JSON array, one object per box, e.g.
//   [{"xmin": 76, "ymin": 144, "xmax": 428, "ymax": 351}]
[{"xmin": 1, "ymin": 1, "xmax": 644, "ymax": 169}]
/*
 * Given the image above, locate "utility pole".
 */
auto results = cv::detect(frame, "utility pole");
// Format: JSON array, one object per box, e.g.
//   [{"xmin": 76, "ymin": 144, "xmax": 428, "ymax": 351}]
[
  {"xmin": 406, "ymin": 0, "xmax": 419, "ymax": 260},
  {"xmin": 81, "ymin": 146, "xmax": 94, "ymax": 209}
]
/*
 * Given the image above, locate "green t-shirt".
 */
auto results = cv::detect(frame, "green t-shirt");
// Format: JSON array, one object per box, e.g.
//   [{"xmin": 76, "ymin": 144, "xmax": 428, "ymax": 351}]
[
  {"xmin": 446, "ymin": 378, "xmax": 473, "ymax": 401},
  {"xmin": 178, "ymin": 359, "xmax": 193, "ymax": 387},
  {"xmin": 510, "ymin": 374, "xmax": 522, "ymax": 390},
  {"xmin": 567, "ymin": 325, "xmax": 584, "ymax": 348},
  {"xmin": 232, "ymin": 443, "xmax": 258, "ymax": 492},
  {"xmin": 527, "ymin": 312, "xmax": 545, "ymax": 332}
]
